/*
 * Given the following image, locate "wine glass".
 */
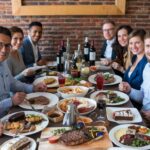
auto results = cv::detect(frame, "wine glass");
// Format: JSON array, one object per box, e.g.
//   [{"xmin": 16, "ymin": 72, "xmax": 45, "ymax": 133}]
[
  {"xmin": 96, "ymin": 73, "xmax": 104, "ymax": 90},
  {"xmin": 97, "ymin": 99, "xmax": 106, "ymax": 121}
]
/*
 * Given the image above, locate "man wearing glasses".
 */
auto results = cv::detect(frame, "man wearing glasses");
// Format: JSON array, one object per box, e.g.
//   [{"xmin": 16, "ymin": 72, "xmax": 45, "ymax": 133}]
[
  {"xmin": 0, "ymin": 26, "xmax": 47, "ymax": 118},
  {"xmin": 100, "ymin": 20, "xmax": 116, "ymax": 65}
]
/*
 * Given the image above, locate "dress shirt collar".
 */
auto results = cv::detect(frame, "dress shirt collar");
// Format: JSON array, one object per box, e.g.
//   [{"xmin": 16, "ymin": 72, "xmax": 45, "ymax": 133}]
[{"xmin": 106, "ymin": 38, "xmax": 115, "ymax": 45}]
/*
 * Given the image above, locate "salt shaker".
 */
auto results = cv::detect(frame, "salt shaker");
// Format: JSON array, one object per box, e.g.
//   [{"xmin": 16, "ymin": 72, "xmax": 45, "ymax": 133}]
[{"xmin": 62, "ymin": 103, "xmax": 79, "ymax": 126}]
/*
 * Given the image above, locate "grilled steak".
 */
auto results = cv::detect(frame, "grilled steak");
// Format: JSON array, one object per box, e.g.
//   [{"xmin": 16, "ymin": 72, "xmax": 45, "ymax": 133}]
[
  {"xmin": 28, "ymin": 96, "xmax": 50, "ymax": 105},
  {"xmin": 59, "ymin": 128, "xmax": 91, "ymax": 146}
]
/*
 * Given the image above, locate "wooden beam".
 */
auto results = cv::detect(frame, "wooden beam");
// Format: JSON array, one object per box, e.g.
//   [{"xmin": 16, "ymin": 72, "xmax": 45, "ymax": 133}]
[{"xmin": 11, "ymin": 0, "xmax": 126, "ymax": 16}]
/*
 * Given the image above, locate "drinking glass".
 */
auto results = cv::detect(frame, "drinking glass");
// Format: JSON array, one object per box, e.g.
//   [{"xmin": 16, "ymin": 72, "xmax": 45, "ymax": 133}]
[
  {"xmin": 58, "ymin": 74, "xmax": 66, "ymax": 87},
  {"xmin": 97, "ymin": 99, "xmax": 106, "ymax": 121},
  {"xmin": 96, "ymin": 73, "xmax": 104, "ymax": 90}
]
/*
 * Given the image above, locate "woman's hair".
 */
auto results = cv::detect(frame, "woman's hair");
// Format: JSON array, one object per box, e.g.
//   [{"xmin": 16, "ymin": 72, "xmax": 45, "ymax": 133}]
[
  {"xmin": 144, "ymin": 33, "xmax": 150, "ymax": 41},
  {"xmin": 115, "ymin": 25, "xmax": 133, "ymax": 46},
  {"xmin": 9, "ymin": 26, "xmax": 24, "ymax": 36},
  {"xmin": 128, "ymin": 29, "xmax": 146, "ymax": 42}
]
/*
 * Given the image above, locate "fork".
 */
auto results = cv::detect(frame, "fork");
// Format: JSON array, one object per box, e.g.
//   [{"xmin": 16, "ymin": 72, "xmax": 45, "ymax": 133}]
[{"xmin": 24, "ymin": 98, "xmax": 37, "ymax": 111}]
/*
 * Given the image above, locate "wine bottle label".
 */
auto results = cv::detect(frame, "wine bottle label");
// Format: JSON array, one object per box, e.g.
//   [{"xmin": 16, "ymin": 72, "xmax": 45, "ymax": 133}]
[
  {"xmin": 61, "ymin": 56, "xmax": 64, "ymax": 63},
  {"xmin": 84, "ymin": 48, "xmax": 89, "ymax": 55},
  {"xmin": 90, "ymin": 52, "xmax": 96, "ymax": 60},
  {"xmin": 56, "ymin": 57, "xmax": 59, "ymax": 64}
]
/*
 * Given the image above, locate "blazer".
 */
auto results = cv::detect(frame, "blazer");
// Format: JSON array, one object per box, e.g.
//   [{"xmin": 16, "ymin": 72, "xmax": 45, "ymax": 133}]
[
  {"xmin": 20, "ymin": 36, "xmax": 41, "ymax": 67},
  {"xmin": 124, "ymin": 55, "xmax": 147, "ymax": 90},
  {"xmin": 100, "ymin": 40, "xmax": 117, "ymax": 60}
]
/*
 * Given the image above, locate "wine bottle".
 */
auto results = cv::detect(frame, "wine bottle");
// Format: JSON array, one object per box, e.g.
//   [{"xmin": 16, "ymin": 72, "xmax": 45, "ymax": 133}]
[
  {"xmin": 60, "ymin": 40, "xmax": 66, "ymax": 59},
  {"xmin": 76, "ymin": 44, "xmax": 82, "ymax": 71},
  {"xmin": 89, "ymin": 40, "xmax": 96, "ymax": 66},
  {"xmin": 84, "ymin": 37, "xmax": 90, "ymax": 62},
  {"xmin": 56, "ymin": 46, "xmax": 64, "ymax": 72}
]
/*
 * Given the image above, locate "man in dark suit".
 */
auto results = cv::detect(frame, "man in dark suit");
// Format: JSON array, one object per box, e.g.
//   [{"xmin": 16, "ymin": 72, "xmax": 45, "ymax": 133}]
[
  {"xmin": 20, "ymin": 21, "xmax": 47, "ymax": 67},
  {"xmin": 100, "ymin": 20, "xmax": 116, "ymax": 65}
]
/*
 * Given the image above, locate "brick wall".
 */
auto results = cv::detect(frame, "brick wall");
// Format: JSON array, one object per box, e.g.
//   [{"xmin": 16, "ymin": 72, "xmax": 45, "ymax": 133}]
[{"xmin": 0, "ymin": 0, "xmax": 150, "ymax": 60}]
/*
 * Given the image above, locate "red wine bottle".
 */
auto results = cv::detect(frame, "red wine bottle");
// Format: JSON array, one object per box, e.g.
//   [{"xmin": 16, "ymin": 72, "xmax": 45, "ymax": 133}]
[
  {"xmin": 56, "ymin": 46, "xmax": 64, "ymax": 72},
  {"xmin": 89, "ymin": 40, "xmax": 96, "ymax": 66},
  {"xmin": 60, "ymin": 40, "xmax": 66, "ymax": 58},
  {"xmin": 84, "ymin": 37, "xmax": 90, "ymax": 62}
]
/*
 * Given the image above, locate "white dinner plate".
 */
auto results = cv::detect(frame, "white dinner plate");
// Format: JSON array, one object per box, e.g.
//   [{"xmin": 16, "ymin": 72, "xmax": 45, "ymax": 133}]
[
  {"xmin": 0, "ymin": 136, "xmax": 36, "ymax": 150},
  {"xmin": 33, "ymin": 76, "xmax": 59, "ymax": 88},
  {"xmin": 57, "ymin": 97, "xmax": 97, "ymax": 115},
  {"xmin": 1, "ymin": 111, "xmax": 49, "ymax": 137},
  {"xmin": 88, "ymin": 73, "xmax": 122, "ymax": 85},
  {"xmin": 106, "ymin": 107, "xmax": 142, "ymax": 124},
  {"xmin": 109, "ymin": 124, "xmax": 150, "ymax": 150},
  {"xmin": 19, "ymin": 92, "xmax": 59, "ymax": 110},
  {"xmin": 90, "ymin": 90, "xmax": 129, "ymax": 106}
]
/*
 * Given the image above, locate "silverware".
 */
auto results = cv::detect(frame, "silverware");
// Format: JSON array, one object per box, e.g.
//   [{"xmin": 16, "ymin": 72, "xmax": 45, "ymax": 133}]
[{"xmin": 24, "ymin": 98, "xmax": 36, "ymax": 111}]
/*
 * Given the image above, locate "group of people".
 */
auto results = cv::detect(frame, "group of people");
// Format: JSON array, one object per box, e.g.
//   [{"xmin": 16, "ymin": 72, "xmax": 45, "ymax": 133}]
[
  {"xmin": 0, "ymin": 19, "xmax": 150, "ymax": 136},
  {"xmin": 100, "ymin": 20, "xmax": 150, "ymax": 126}
]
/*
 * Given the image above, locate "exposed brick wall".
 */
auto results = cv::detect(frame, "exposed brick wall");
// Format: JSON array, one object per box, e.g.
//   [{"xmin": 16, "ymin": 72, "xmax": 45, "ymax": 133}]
[{"xmin": 0, "ymin": 0, "xmax": 150, "ymax": 60}]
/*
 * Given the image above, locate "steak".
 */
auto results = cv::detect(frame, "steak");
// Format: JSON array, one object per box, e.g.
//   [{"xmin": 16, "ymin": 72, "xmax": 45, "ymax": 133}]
[
  {"xmin": 28, "ymin": 96, "xmax": 50, "ymax": 105},
  {"xmin": 59, "ymin": 129, "xmax": 91, "ymax": 146}
]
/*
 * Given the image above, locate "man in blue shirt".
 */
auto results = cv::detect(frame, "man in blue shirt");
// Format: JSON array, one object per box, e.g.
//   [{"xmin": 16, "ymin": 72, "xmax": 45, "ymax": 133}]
[{"xmin": 0, "ymin": 26, "xmax": 47, "ymax": 118}]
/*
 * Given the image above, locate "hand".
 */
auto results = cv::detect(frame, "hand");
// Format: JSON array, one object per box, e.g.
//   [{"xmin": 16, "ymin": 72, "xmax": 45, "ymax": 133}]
[
  {"xmin": 100, "ymin": 58, "xmax": 111, "ymax": 66},
  {"xmin": 33, "ymin": 82, "xmax": 47, "ymax": 92},
  {"xmin": 141, "ymin": 110, "xmax": 150, "ymax": 122},
  {"xmin": 0, "ymin": 122, "xmax": 3, "ymax": 136},
  {"xmin": 119, "ymin": 82, "xmax": 131, "ymax": 93},
  {"xmin": 26, "ymin": 69, "xmax": 35, "ymax": 76},
  {"xmin": 12, "ymin": 92, "xmax": 26, "ymax": 106},
  {"xmin": 112, "ymin": 62, "xmax": 124, "ymax": 73},
  {"xmin": 37, "ymin": 59, "xmax": 47, "ymax": 66}
]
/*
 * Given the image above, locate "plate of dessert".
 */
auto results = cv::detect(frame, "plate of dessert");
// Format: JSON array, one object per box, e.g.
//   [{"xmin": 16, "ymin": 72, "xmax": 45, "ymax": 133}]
[
  {"xmin": 57, "ymin": 97, "xmax": 97, "ymax": 115},
  {"xmin": 106, "ymin": 107, "xmax": 142, "ymax": 124},
  {"xmin": 19, "ymin": 92, "xmax": 59, "ymax": 110},
  {"xmin": 0, "ymin": 136, "xmax": 36, "ymax": 150},
  {"xmin": 88, "ymin": 72, "xmax": 122, "ymax": 85},
  {"xmin": 109, "ymin": 124, "xmax": 150, "ymax": 150},
  {"xmin": 1, "ymin": 111, "xmax": 49, "ymax": 136},
  {"xmin": 33, "ymin": 76, "xmax": 59, "ymax": 88},
  {"xmin": 90, "ymin": 90, "xmax": 129, "ymax": 106}
]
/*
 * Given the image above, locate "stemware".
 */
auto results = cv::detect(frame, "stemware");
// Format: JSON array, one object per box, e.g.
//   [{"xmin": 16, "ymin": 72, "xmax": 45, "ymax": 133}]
[{"xmin": 97, "ymin": 99, "xmax": 106, "ymax": 121}]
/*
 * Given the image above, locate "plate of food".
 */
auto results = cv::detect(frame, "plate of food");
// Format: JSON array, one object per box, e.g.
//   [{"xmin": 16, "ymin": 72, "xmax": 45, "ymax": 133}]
[
  {"xmin": 106, "ymin": 107, "xmax": 142, "ymax": 124},
  {"xmin": 19, "ymin": 92, "xmax": 59, "ymax": 110},
  {"xmin": 33, "ymin": 76, "xmax": 59, "ymax": 88},
  {"xmin": 0, "ymin": 136, "xmax": 36, "ymax": 150},
  {"xmin": 109, "ymin": 124, "xmax": 150, "ymax": 150},
  {"xmin": 95, "ymin": 61, "xmax": 111, "ymax": 70},
  {"xmin": 1, "ymin": 111, "xmax": 49, "ymax": 136},
  {"xmin": 57, "ymin": 97, "xmax": 97, "ymax": 115},
  {"xmin": 90, "ymin": 90, "xmax": 129, "ymax": 106},
  {"xmin": 57, "ymin": 86, "xmax": 89, "ymax": 98},
  {"xmin": 88, "ymin": 72, "xmax": 122, "ymax": 85}
]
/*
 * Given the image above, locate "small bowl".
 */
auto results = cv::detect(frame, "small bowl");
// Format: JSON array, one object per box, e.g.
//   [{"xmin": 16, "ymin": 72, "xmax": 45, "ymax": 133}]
[
  {"xmin": 77, "ymin": 116, "xmax": 93, "ymax": 124},
  {"xmin": 57, "ymin": 86, "xmax": 89, "ymax": 98}
]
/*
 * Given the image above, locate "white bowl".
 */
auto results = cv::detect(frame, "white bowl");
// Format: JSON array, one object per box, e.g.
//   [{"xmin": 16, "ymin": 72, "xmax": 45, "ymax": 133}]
[
  {"xmin": 57, "ymin": 86, "xmax": 89, "ymax": 98},
  {"xmin": 57, "ymin": 97, "xmax": 97, "ymax": 115}
]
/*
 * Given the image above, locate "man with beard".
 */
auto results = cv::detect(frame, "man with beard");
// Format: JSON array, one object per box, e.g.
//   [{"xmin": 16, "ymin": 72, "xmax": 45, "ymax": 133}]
[
  {"xmin": 119, "ymin": 35, "xmax": 150, "ymax": 126},
  {"xmin": 20, "ymin": 21, "xmax": 47, "ymax": 67}
]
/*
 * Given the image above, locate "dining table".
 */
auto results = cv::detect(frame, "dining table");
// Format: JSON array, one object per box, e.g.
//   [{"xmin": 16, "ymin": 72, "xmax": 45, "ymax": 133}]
[{"xmin": 0, "ymin": 65, "xmax": 146, "ymax": 150}]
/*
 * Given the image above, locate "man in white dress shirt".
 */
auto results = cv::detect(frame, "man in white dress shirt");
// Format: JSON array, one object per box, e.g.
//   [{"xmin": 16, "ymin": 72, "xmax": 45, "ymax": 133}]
[
  {"xmin": 119, "ymin": 35, "xmax": 150, "ymax": 125},
  {"xmin": 100, "ymin": 20, "xmax": 116, "ymax": 65}
]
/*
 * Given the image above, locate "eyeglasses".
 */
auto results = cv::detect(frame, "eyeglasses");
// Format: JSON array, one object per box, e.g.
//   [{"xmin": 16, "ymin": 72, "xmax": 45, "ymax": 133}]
[
  {"xmin": 0, "ymin": 42, "xmax": 12, "ymax": 50},
  {"xmin": 103, "ymin": 28, "xmax": 114, "ymax": 32}
]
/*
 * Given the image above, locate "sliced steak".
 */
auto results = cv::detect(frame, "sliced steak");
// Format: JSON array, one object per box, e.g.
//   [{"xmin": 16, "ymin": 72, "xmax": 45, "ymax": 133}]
[
  {"xmin": 59, "ymin": 129, "xmax": 91, "ymax": 146},
  {"xmin": 28, "ymin": 96, "xmax": 50, "ymax": 105}
]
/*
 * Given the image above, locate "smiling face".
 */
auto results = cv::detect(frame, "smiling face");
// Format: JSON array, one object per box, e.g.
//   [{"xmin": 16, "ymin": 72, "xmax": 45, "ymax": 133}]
[
  {"xmin": 28, "ymin": 26, "xmax": 42, "ymax": 44},
  {"xmin": 0, "ymin": 33, "xmax": 11, "ymax": 62},
  {"xmin": 145, "ymin": 38, "xmax": 150, "ymax": 62},
  {"xmin": 11, "ymin": 32, "xmax": 23, "ymax": 51},
  {"xmin": 129, "ymin": 36, "xmax": 144, "ymax": 55},
  {"xmin": 102, "ymin": 23, "xmax": 115, "ymax": 40},
  {"xmin": 118, "ymin": 28, "xmax": 129, "ymax": 47}
]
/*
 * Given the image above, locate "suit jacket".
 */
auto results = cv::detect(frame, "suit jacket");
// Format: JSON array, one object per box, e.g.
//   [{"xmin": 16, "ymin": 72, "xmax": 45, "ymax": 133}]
[
  {"xmin": 100, "ymin": 40, "xmax": 117, "ymax": 60},
  {"xmin": 124, "ymin": 55, "xmax": 147, "ymax": 90},
  {"xmin": 20, "ymin": 36, "xmax": 41, "ymax": 67}
]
